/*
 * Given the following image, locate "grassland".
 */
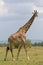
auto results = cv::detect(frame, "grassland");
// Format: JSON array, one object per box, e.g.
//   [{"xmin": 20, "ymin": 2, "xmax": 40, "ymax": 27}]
[{"xmin": 0, "ymin": 46, "xmax": 43, "ymax": 65}]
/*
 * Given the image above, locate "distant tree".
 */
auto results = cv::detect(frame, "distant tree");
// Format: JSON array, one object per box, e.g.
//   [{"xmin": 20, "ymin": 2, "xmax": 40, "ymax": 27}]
[
  {"xmin": 32, "ymin": 41, "xmax": 43, "ymax": 46},
  {"xmin": 0, "ymin": 43, "xmax": 7, "ymax": 47}
]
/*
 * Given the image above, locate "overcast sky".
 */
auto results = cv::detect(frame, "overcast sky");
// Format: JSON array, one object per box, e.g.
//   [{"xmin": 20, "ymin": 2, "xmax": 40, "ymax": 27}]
[{"xmin": 0, "ymin": 0, "xmax": 43, "ymax": 41}]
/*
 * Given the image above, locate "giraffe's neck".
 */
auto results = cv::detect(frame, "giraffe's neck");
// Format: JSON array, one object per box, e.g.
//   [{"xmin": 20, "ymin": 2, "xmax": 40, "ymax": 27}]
[{"xmin": 20, "ymin": 13, "xmax": 36, "ymax": 33}]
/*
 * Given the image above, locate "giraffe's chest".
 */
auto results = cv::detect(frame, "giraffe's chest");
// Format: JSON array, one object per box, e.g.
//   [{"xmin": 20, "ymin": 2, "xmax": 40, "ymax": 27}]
[
  {"xmin": 10, "ymin": 31, "xmax": 26, "ymax": 43},
  {"xmin": 14, "ymin": 37, "xmax": 23, "ymax": 44}
]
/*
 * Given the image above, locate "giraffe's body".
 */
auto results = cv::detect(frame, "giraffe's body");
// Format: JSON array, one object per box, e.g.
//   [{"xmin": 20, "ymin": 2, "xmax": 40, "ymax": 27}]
[
  {"xmin": 4, "ymin": 10, "xmax": 38, "ymax": 61},
  {"xmin": 8, "ymin": 29, "xmax": 26, "ymax": 45}
]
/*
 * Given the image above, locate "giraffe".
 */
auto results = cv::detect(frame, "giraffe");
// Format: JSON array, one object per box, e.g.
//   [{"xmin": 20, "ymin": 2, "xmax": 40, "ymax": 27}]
[{"xmin": 4, "ymin": 10, "xmax": 38, "ymax": 61}]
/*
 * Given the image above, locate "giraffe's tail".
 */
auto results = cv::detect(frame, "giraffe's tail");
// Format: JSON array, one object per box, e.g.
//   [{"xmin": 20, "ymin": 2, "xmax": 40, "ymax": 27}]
[{"xmin": 7, "ymin": 46, "xmax": 9, "ymax": 50}]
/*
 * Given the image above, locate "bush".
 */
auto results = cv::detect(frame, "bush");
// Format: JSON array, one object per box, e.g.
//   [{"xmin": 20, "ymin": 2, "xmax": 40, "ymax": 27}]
[
  {"xmin": 14, "ymin": 42, "xmax": 19, "ymax": 48},
  {"xmin": 14, "ymin": 40, "xmax": 32, "ymax": 48}
]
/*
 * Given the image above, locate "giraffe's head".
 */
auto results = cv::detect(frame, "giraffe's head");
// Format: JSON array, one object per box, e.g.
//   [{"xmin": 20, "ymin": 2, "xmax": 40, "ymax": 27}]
[{"xmin": 33, "ymin": 10, "xmax": 38, "ymax": 17}]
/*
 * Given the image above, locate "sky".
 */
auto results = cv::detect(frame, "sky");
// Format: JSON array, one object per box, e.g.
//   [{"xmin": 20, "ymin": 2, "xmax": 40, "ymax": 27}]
[{"xmin": 0, "ymin": 0, "xmax": 43, "ymax": 41}]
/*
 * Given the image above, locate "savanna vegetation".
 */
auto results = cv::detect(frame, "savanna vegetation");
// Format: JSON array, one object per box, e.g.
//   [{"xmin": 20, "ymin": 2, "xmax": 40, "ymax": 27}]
[
  {"xmin": 0, "ymin": 40, "xmax": 43, "ymax": 65},
  {"xmin": 0, "ymin": 46, "xmax": 43, "ymax": 65}
]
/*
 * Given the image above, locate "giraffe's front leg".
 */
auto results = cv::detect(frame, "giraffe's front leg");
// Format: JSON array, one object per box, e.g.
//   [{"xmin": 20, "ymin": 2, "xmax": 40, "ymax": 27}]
[
  {"xmin": 22, "ymin": 37, "xmax": 30, "ymax": 62},
  {"xmin": 23, "ymin": 43, "xmax": 30, "ymax": 61},
  {"xmin": 16, "ymin": 43, "xmax": 22, "ymax": 60}
]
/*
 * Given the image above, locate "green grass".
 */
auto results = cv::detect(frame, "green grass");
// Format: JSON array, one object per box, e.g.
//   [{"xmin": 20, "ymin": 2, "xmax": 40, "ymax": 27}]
[{"xmin": 0, "ymin": 46, "xmax": 43, "ymax": 65}]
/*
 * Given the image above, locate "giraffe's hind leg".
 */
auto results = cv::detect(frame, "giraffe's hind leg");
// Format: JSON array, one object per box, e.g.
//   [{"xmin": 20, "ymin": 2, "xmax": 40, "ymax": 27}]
[
  {"xmin": 10, "ymin": 47, "xmax": 14, "ymax": 61},
  {"xmin": 4, "ymin": 42, "xmax": 14, "ymax": 61},
  {"xmin": 9, "ymin": 41, "xmax": 15, "ymax": 61},
  {"xmin": 4, "ymin": 46, "xmax": 9, "ymax": 61}
]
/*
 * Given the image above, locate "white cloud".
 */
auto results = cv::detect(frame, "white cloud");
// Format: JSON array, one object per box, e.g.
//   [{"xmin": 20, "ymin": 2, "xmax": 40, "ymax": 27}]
[
  {"xmin": 7, "ymin": 2, "xmax": 43, "ymax": 16},
  {"xmin": 3, "ymin": 0, "xmax": 43, "ymax": 16},
  {"xmin": 0, "ymin": 0, "xmax": 8, "ymax": 16},
  {"xmin": 7, "ymin": 2, "xmax": 37, "ymax": 15}
]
